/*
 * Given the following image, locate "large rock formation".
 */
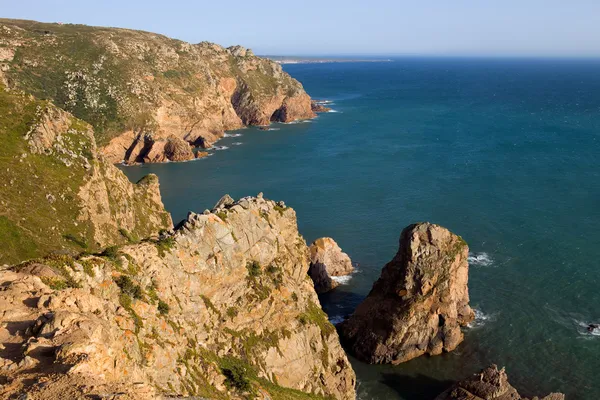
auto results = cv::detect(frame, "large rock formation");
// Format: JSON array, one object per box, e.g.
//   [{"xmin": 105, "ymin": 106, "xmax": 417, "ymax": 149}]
[
  {"xmin": 0, "ymin": 85, "xmax": 172, "ymax": 265},
  {"xmin": 435, "ymin": 365, "xmax": 565, "ymax": 400},
  {"xmin": 308, "ymin": 237, "xmax": 354, "ymax": 293},
  {"xmin": 339, "ymin": 223, "xmax": 474, "ymax": 364},
  {"xmin": 0, "ymin": 18, "xmax": 316, "ymax": 164},
  {"xmin": 0, "ymin": 195, "xmax": 356, "ymax": 399}
]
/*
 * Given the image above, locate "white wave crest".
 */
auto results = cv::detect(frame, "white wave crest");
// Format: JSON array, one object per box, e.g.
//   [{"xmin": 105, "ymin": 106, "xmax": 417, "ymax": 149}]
[
  {"xmin": 223, "ymin": 133, "xmax": 242, "ymax": 138},
  {"xmin": 576, "ymin": 320, "xmax": 600, "ymax": 337},
  {"xmin": 331, "ymin": 275, "xmax": 353, "ymax": 285},
  {"xmin": 232, "ymin": 142, "xmax": 243, "ymax": 146},
  {"xmin": 467, "ymin": 308, "xmax": 494, "ymax": 329},
  {"xmin": 468, "ymin": 252, "xmax": 493, "ymax": 267},
  {"xmin": 213, "ymin": 145, "xmax": 229, "ymax": 151},
  {"xmin": 268, "ymin": 128, "xmax": 280, "ymax": 131},
  {"xmin": 329, "ymin": 315, "xmax": 345, "ymax": 325}
]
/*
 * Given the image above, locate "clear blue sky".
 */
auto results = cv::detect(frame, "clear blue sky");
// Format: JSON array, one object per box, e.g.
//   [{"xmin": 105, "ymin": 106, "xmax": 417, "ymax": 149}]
[{"xmin": 3, "ymin": 0, "xmax": 600, "ymax": 57}]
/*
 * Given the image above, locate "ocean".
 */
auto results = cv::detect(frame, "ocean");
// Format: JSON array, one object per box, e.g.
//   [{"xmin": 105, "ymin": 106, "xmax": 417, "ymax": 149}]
[{"xmin": 121, "ymin": 58, "xmax": 600, "ymax": 399}]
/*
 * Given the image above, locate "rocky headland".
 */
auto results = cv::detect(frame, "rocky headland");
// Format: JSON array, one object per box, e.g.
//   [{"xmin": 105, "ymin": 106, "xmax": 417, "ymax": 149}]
[
  {"xmin": 338, "ymin": 222, "xmax": 475, "ymax": 364},
  {"xmin": 0, "ymin": 195, "xmax": 356, "ymax": 399},
  {"xmin": 0, "ymin": 19, "xmax": 322, "ymax": 165},
  {"xmin": 308, "ymin": 237, "xmax": 354, "ymax": 293},
  {"xmin": 435, "ymin": 365, "xmax": 565, "ymax": 400}
]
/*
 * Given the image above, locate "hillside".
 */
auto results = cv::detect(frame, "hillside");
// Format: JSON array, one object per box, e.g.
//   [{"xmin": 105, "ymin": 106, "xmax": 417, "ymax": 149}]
[
  {"xmin": 0, "ymin": 84, "xmax": 172, "ymax": 265},
  {"xmin": 0, "ymin": 19, "xmax": 315, "ymax": 163}
]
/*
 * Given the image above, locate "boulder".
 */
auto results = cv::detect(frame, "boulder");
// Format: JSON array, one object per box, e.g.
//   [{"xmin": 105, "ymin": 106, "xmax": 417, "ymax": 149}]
[
  {"xmin": 435, "ymin": 365, "xmax": 565, "ymax": 400},
  {"xmin": 339, "ymin": 222, "xmax": 474, "ymax": 364},
  {"xmin": 308, "ymin": 238, "xmax": 354, "ymax": 293},
  {"xmin": 163, "ymin": 136, "xmax": 195, "ymax": 162}
]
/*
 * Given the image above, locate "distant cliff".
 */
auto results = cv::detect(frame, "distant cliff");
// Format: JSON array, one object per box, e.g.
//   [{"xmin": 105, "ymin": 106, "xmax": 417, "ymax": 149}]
[
  {"xmin": 0, "ymin": 19, "xmax": 316, "ymax": 164},
  {"xmin": 0, "ymin": 84, "xmax": 172, "ymax": 265}
]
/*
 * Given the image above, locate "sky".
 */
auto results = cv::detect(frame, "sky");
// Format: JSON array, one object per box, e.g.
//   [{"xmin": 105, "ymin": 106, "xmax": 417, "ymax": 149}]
[{"xmin": 2, "ymin": 0, "xmax": 600, "ymax": 57}]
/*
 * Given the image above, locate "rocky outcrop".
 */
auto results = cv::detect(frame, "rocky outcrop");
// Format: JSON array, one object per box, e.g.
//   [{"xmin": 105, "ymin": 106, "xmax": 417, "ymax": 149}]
[
  {"xmin": 0, "ymin": 195, "xmax": 356, "ymax": 399},
  {"xmin": 0, "ymin": 19, "xmax": 316, "ymax": 164},
  {"xmin": 339, "ymin": 222, "xmax": 474, "ymax": 364},
  {"xmin": 308, "ymin": 237, "xmax": 354, "ymax": 293},
  {"xmin": 0, "ymin": 85, "xmax": 172, "ymax": 265},
  {"xmin": 311, "ymin": 101, "xmax": 332, "ymax": 113},
  {"xmin": 435, "ymin": 365, "xmax": 565, "ymax": 400}
]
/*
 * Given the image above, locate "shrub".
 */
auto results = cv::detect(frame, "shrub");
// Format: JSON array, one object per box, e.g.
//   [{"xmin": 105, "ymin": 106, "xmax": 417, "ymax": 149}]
[
  {"xmin": 158, "ymin": 300, "xmax": 170, "ymax": 315},
  {"xmin": 246, "ymin": 261, "xmax": 261, "ymax": 278},
  {"xmin": 115, "ymin": 275, "xmax": 143, "ymax": 299},
  {"xmin": 63, "ymin": 233, "xmax": 88, "ymax": 248},
  {"xmin": 100, "ymin": 245, "xmax": 120, "ymax": 260}
]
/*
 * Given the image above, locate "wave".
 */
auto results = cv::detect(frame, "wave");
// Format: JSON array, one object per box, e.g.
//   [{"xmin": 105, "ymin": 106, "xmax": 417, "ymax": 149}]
[
  {"xmin": 267, "ymin": 127, "xmax": 280, "ymax": 131},
  {"xmin": 576, "ymin": 320, "xmax": 600, "ymax": 337},
  {"xmin": 329, "ymin": 315, "xmax": 345, "ymax": 325},
  {"xmin": 223, "ymin": 133, "xmax": 242, "ymax": 138},
  {"xmin": 331, "ymin": 275, "xmax": 353, "ymax": 285},
  {"xmin": 232, "ymin": 142, "xmax": 243, "ymax": 146},
  {"xmin": 468, "ymin": 252, "xmax": 494, "ymax": 267},
  {"xmin": 467, "ymin": 308, "xmax": 494, "ymax": 329},
  {"xmin": 284, "ymin": 119, "xmax": 313, "ymax": 125},
  {"xmin": 213, "ymin": 145, "xmax": 229, "ymax": 151},
  {"xmin": 327, "ymin": 109, "xmax": 341, "ymax": 113}
]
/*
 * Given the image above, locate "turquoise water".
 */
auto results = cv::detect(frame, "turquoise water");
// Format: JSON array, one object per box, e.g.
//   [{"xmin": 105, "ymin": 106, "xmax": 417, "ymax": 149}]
[{"xmin": 121, "ymin": 58, "xmax": 600, "ymax": 399}]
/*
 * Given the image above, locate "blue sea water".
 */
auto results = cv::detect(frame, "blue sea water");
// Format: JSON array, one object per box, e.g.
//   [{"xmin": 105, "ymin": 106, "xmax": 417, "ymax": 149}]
[{"xmin": 121, "ymin": 58, "xmax": 600, "ymax": 399}]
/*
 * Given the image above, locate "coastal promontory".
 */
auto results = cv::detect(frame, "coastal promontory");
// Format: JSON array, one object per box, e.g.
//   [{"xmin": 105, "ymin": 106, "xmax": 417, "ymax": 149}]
[{"xmin": 0, "ymin": 18, "xmax": 317, "ymax": 164}]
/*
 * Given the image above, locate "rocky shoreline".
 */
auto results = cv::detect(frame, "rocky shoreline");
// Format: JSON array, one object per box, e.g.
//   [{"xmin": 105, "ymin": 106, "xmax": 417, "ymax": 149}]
[{"xmin": 0, "ymin": 17, "xmax": 566, "ymax": 400}]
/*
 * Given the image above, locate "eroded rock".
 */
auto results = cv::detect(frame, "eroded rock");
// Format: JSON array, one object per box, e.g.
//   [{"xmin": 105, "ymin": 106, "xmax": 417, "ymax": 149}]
[
  {"xmin": 435, "ymin": 365, "xmax": 565, "ymax": 400},
  {"xmin": 339, "ymin": 222, "xmax": 474, "ymax": 364},
  {"xmin": 308, "ymin": 237, "xmax": 354, "ymax": 293}
]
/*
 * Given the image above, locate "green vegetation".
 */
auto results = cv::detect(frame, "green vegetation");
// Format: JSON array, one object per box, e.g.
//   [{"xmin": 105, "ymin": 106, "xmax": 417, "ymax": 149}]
[
  {"xmin": 118, "ymin": 292, "xmax": 143, "ymax": 333},
  {"xmin": 158, "ymin": 299, "xmax": 170, "ymax": 315},
  {"xmin": 273, "ymin": 204, "xmax": 288, "ymax": 216},
  {"xmin": 114, "ymin": 275, "xmax": 143, "ymax": 299},
  {"xmin": 226, "ymin": 306, "xmax": 238, "ymax": 319},
  {"xmin": 156, "ymin": 236, "xmax": 176, "ymax": 257},
  {"xmin": 297, "ymin": 301, "xmax": 335, "ymax": 337},
  {"xmin": 200, "ymin": 295, "xmax": 220, "ymax": 316},
  {"xmin": 245, "ymin": 261, "xmax": 272, "ymax": 302},
  {"xmin": 119, "ymin": 228, "xmax": 139, "ymax": 243},
  {"xmin": 246, "ymin": 260, "xmax": 261, "ymax": 277},
  {"xmin": 63, "ymin": 233, "xmax": 88, "ymax": 249},
  {"xmin": 216, "ymin": 211, "xmax": 228, "ymax": 221}
]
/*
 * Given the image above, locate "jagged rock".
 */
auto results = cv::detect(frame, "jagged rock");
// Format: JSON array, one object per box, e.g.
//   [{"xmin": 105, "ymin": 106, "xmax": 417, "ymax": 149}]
[
  {"xmin": 213, "ymin": 194, "xmax": 234, "ymax": 209},
  {"xmin": 308, "ymin": 237, "xmax": 354, "ymax": 293},
  {"xmin": 311, "ymin": 101, "xmax": 332, "ymax": 113},
  {"xmin": 195, "ymin": 151, "xmax": 209, "ymax": 159},
  {"xmin": 435, "ymin": 365, "xmax": 565, "ymax": 400},
  {"xmin": 142, "ymin": 136, "xmax": 195, "ymax": 163},
  {"xmin": 0, "ymin": 196, "xmax": 356, "ymax": 399},
  {"xmin": 0, "ymin": 18, "xmax": 316, "ymax": 164},
  {"xmin": 339, "ymin": 222, "xmax": 474, "ymax": 364}
]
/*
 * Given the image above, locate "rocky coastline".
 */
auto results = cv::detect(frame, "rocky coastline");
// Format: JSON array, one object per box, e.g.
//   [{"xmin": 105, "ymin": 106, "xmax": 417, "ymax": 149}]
[{"xmin": 0, "ymin": 18, "xmax": 566, "ymax": 400}]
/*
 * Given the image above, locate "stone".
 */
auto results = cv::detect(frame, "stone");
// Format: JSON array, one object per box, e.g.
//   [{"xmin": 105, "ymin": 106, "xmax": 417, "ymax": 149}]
[
  {"xmin": 308, "ymin": 237, "xmax": 354, "ymax": 293},
  {"xmin": 213, "ymin": 194, "xmax": 234, "ymax": 209},
  {"xmin": 435, "ymin": 365, "xmax": 565, "ymax": 400},
  {"xmin": 339, "ymin": 222, "xmax": 474, "ymax": 364}
]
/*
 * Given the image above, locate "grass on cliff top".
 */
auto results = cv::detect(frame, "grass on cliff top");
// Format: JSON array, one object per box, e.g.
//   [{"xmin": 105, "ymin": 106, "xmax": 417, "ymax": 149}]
[{"xmin": 0, "ymin": 85, "xmax": 98, "ymax": 264}]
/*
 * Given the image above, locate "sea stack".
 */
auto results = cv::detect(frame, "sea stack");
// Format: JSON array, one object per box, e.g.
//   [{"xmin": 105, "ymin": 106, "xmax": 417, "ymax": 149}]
[
  {"xmin": 338, "ymin": 222, "xmax": 474, "ymax": 364},
  {"xmin": 435, "ymin": 365, "xmax": 565, "ymax": 400},
  {"xmin": 308, "ymin": 237, "xmax": 354, "ymax": 293}
]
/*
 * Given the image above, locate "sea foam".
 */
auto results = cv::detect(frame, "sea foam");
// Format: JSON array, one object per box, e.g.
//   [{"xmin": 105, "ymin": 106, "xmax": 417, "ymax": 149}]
[
  {"xmin": 467, "ymin": 308, "xmax": 494, "ymax": 329},
  {"xmin": 468, "ymin": 252, "xmax": 494, "ymax": 267},
  {"xmin": 223, "ymin": 133, "xmax": 242, "ymax": 138},
  {"xmin": 329, "ymin": 315, "xmax": 345, "ymax": 325}
]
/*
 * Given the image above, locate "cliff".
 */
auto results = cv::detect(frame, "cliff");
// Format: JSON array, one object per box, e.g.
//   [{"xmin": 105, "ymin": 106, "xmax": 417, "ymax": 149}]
[
  {"xmin": 0, "ymin": 84, "xmax": 172, "ymax": 265},
  {"xmin": 0, "ymin": 19, "xmax": 316, "ymax": 164},
  {"xmin": 339, "ymin": 223, "xmax": 474, "ymax": 364},
  {"xmin": 0, "ymin": 195, "xmax": 356, "ymax": 399},
  {"xmin": 435, "ymin": 365, "xmax": 565, "ymax": 400}
]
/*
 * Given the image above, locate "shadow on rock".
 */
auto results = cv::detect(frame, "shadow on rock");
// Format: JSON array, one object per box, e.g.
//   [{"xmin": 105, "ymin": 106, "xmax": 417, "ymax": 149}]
[{"xmin": 379, "ymin": 372, "xmax": 453, "ymax": 400}]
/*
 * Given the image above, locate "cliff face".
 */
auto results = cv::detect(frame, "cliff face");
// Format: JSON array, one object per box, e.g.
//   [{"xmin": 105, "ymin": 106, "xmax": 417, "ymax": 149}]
[
  {"xmin": 339, "ymin": 223, "xmax": 474, "ymax": 364},
  {"xmin": 0, "ymin": 195, "xmax": 356, "ymax": 399},
  {"xmin": 0, "ymin": 19, "xmax": 316, "ymax": 164},
  {"xmin": 435, "ymin": 365, "xmax": 565, "ymax": 400},
  {"xmin": 0, "ymin": 85, "xmax": 172, "ymax": 265}
]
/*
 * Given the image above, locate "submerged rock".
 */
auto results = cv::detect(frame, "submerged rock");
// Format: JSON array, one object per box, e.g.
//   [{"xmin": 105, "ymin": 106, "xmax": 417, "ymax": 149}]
[
  {"xmin": 308, "ymin": 237, "xmax": 354, "ymax": 293},
  {"xmin": 435, "ymin": 365, "xmax": 565, "ymax": 400},
  {"xmin": 339, "ymin": 222, "xmax": 474, "ymax": 364}
]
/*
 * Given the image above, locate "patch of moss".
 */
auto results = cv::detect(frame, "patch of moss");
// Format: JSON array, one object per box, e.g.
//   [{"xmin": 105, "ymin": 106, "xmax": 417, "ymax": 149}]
[
  {"xmin": 156, "ymin": 236, "xmax": 176, "ymax": 257},
  {"xmin": 118, "ymin": 228, "xmax": 139, "ymax": 243},
  {"xmin": 158, "ymin": 299, "xmax": 170, "ymax": 315},
  {"xmin": 297, "ymin": 301, "xmax": 335, "ymax": 337},
  {"xmin": 115, "ymin": 275, "xmax": 143, "ymax": 299}
]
